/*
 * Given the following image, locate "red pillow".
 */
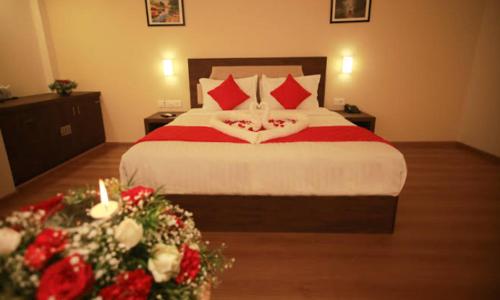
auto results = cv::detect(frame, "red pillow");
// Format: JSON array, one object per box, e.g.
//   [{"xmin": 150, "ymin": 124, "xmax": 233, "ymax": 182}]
[
  {"xmin": 270, "ymin": 74, "xmax": 311, "ymax": 109},
  {"xmin": 208, "ymin": 75, "xmax": 250, "ymax": 110}
]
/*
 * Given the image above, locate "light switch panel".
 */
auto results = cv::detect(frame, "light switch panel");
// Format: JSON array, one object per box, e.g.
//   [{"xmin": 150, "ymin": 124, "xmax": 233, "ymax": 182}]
[
  {"xmin": 158, "ymin": 100, "xmax": 164, "ymax": 108},
  {"xmin": 164, "ymin": 99, "xmax": 181, "ymax": 108},
  {"xmin": 333, "ymin": 98, "xmax": 346, "ymax": 106}
]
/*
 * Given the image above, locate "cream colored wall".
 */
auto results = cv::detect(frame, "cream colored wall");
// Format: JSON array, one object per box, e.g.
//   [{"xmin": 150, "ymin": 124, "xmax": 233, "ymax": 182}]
[
  {"xmin": 458, "ymin": 0, "xmax": 500, "ymax": 157},
  {"xmin": 41, "ymin": 0, "xmax": 486, "ymax": 142},
  {"xmin": 0, "ymin": 0, "xmax": 48, "ymax": 96}
]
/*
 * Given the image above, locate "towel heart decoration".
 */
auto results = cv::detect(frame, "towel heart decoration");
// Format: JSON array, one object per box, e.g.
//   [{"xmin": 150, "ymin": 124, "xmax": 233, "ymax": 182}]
[{"xmin": 210, "ymin": 102, "xmax": 309, "ymax": 144}]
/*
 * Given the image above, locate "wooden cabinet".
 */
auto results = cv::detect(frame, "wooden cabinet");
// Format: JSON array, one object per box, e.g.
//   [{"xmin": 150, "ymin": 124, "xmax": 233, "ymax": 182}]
[{"xmin": 0, "ymin": 92, "xmax": 105, "ymax": 185}]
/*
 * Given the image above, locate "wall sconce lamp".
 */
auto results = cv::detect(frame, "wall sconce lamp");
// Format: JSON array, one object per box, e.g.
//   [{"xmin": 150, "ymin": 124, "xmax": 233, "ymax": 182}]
[
  {"xmin": 163, "ymin": 59, "xmax": 174, "ymax": 76},
  {"xmin": 342, "ymin": 56, "xmax": 353, "ymax": 74}
]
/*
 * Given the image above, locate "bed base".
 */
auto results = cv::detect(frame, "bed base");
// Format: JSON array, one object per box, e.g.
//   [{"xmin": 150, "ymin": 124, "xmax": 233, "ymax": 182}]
[
  {"xmin": 167, "ymin": 195, "xmax": 398, "ymax": 233},
  {"xmin": 164, "ymin": 56, "xmax": 398, "ymax": 233}
]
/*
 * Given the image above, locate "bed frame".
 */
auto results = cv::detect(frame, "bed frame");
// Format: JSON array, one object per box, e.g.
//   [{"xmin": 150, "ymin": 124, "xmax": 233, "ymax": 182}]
[{"xmin": 169, "ymin": 57, "xmax": 399, "ymax": 233}]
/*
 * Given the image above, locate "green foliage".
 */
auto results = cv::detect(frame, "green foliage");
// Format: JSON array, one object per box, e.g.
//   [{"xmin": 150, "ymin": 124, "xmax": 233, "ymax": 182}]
[
  {"xmin": 46, "ymin": 188, "xmax": 96, "ymax": 228},
  {"xmin": 134, "ymin": 195, "xmax": 167, "ymax": 231},
  {"xmin": 123, "ymin": 243, "xmax": 149, "ymax": 270},
  {"xmin": 48, "ymin": 80, "xmax": 77, "ymax": 95},
  {"xmin": 169, "ymin": 0, "xmax": 180, "ymax": 11}
]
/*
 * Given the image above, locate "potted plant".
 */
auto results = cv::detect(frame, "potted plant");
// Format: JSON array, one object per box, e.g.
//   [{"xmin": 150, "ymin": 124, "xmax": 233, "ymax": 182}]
[{"xmin": 48, "ymin": 80, "xmax": 78, "ymax": 96}]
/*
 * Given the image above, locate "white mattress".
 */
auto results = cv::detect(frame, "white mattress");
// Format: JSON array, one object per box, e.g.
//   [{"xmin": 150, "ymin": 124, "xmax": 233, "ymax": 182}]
[{"xmin": 120, "ymin": 108, "xmax": 407, "ymax": 196}]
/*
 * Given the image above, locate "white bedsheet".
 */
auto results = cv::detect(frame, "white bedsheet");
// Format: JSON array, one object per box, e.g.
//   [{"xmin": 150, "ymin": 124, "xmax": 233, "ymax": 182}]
[{"xmin": 120, "ymin": 108, "xmax": 407, "ymax": 196}]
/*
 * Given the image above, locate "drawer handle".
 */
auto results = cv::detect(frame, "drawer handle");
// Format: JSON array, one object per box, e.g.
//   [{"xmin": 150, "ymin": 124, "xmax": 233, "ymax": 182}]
[{"xmin": 77, "ymin": 105, "xmax": 81, "ymax": 115}]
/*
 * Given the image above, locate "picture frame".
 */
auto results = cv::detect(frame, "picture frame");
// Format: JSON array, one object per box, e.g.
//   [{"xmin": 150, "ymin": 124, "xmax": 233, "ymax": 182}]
[
  {"xmin": 145, "ymin": 0, "xmax": 185, "ymax": 26},
  {"xmin": 330, "ymin": 0, "xmax": 371, "ymax": 24}
]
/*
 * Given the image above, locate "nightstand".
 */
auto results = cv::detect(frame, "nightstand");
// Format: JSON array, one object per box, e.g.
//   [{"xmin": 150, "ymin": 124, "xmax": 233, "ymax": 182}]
[
  {"xmin": 144, "ymin": 112, "xmax": 184, "ymax": 134},
  {"xmin": 333, "ymin": 110, "xmax": 376, "ymax": 132}
]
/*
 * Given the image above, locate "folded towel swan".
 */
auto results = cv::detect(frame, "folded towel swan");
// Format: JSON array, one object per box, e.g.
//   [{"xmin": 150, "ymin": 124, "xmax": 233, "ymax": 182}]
[{"xmin": 210, "ymin": 102, "xmax": 309, "ymax": 144}]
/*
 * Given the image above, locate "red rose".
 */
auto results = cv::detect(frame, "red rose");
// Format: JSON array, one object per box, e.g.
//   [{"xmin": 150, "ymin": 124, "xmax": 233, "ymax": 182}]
[
  {"xmin": 121, "ymin": 186, "xmax": 154, "ymax": 206},
  {"xmin": 100, "ymin": 269, "xmax": 153, "ymax": 300},
  {"xmin": 176, "ymin": 245, "xmax": 201, "ymax": 284},
  {"xmin": 24, "ymin": 228, "xmax": 66, "ymax": 270},
  {"xmin": 21, "ymin": 194, "xmax": 64, "ymax": 219},
  {"xmin": 37, "ymin": 254, "xmax": 93, "ymax": 300},
  {"xmin": 175, "ymin": 216, "xmax": 185, "ymax": 228},
  {"xmin": 24, "ymin": 245, "xmax": 51, "ymax": 270}
]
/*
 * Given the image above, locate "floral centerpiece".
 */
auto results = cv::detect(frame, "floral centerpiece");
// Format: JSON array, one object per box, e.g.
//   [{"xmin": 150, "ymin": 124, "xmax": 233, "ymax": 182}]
[
  {"xmin": 48, "ymin": 80, "xmax": 77, "ymax": 96},
  {"xmin": 0, "ymin": 178, "xmax": 232, "ymax": 300}
]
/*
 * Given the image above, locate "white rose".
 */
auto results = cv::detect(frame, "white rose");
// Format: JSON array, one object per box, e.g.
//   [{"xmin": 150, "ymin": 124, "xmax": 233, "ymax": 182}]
[
  {"xmin": 0, "ymin": 227, "xmax": 22, "ymax": 255},
  {"xmin": 148, "ymin": 244, "xmax": 181, "ymax": 282},
  {"xmin": 114, "ymin": 218, "xmax": 143, "ymax": 250}
]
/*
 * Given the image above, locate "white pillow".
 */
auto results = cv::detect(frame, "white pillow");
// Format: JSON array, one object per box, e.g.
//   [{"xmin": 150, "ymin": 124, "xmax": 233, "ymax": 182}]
[
  {"xmin": 260, "ymin": 74, "xmax": 321, "ymax": 110},
  {"xmin": 199, "ymin": 75, "xmax": 258, "ymax": 110}
]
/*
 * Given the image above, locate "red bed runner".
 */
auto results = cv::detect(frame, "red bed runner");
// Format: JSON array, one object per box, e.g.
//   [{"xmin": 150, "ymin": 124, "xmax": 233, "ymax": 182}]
[{"xmin": 137, "ymin": 126, "xmax": 390, "ymax": 145}]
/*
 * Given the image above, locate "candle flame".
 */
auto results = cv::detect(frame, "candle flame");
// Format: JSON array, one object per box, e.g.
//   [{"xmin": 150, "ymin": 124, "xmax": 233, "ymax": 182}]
[{"xmin": 99, "ymin": 179, "xmax": 109, "ymax": 208}]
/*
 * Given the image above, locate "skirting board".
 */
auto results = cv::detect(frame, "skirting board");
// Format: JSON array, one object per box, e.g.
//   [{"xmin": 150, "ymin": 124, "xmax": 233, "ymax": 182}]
[
  {"xmin": 167, "ymin": 194, "xmax": 398, "ymax": 233},
  {"xmin": 393, "ymin": 141, "xmax": 499, "ymax": 161}
]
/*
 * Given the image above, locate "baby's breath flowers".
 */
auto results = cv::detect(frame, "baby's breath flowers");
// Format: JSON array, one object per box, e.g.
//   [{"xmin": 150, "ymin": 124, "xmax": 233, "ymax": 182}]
[{"xmin": 0, "ymin": 178, "xmax": 232, "ymax": 300}]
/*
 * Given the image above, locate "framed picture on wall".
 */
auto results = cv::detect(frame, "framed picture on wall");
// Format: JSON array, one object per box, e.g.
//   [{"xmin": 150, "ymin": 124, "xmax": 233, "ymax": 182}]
[
  {"xmin": 145, "ymin": 0, "xmax": 185, "ymax": 26},
  {"xmin": 330, "ymin": 0, "xmax": 372, "ymax": 23}
]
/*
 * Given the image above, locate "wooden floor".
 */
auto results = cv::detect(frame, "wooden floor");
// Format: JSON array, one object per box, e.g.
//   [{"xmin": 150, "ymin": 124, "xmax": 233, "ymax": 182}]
[{"xmin": 1, "ymin": 143, "xmax": 499, "ymax": 299}]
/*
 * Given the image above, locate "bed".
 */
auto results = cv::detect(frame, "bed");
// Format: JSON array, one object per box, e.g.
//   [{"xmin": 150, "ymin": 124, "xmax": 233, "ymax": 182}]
[{"xmin": 120, "ymin": 57, "xmax": 407, "ymax": 233}]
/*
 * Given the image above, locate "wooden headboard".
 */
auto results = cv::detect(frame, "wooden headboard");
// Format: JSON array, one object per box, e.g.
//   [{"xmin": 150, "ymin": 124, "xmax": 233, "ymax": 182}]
[{"xmin": 187, "ymin": 57, "xmax": 327, "ymax": 108}]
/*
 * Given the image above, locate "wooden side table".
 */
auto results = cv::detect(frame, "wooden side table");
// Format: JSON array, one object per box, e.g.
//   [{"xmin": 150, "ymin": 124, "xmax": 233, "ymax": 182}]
[
  {"xmin": 144, "ymin": 112, "xmax": 184, "ymax": 134},
  {"xmin": 333, "ymin": 110, "xmax": 376, "ymax": 132}
]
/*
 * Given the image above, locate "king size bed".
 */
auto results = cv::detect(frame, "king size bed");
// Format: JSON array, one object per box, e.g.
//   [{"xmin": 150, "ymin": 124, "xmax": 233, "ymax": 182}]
[{"xmin": 120, "ymin": 57, "xmax": 407, "ymax": 233}]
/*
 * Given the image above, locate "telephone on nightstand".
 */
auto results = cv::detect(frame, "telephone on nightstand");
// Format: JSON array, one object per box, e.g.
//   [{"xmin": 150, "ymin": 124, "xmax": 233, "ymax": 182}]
[
  {"xmin": 344, "ymin": 104, "xmax": 361, "ymax": 114},
  {"xmin": 160, "ymin": 112, "xmax": 176, "ymax": 118}
]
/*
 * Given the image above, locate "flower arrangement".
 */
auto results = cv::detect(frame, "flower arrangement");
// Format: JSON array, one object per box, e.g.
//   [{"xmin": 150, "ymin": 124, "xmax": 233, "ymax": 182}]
[
  {"xmin": 48, "ymin": 80, "xmax": 77, "ymax": 96},
  {"xmin": 0, "ymin": 178, "xmax": 232, "ymax": 300}
]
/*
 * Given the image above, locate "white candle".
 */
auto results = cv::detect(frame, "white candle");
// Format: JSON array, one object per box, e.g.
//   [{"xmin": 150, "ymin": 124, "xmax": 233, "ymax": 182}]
[{"xmin": 90, "ymin": 179, "xmax": 118, "ymax": 219}]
